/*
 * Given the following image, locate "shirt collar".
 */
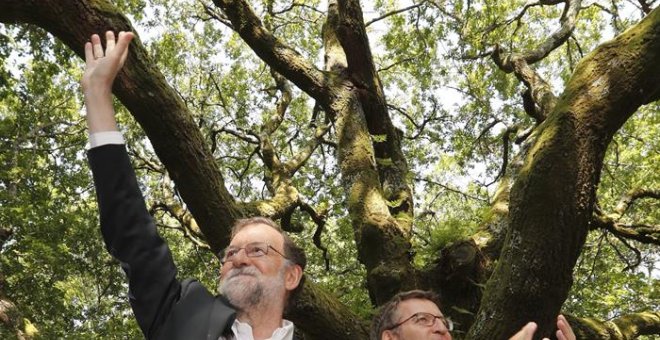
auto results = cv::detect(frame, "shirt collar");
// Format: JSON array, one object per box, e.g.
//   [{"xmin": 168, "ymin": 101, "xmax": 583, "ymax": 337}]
[{"xmin": 227, "ymin": 318, "xmax": 294, "ymax": 340}]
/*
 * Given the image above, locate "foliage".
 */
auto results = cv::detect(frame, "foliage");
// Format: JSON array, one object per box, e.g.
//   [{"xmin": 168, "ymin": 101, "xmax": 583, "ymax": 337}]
[{"xmin": 0, "ymin": 0, "xmax": 658, "ymax": 338}]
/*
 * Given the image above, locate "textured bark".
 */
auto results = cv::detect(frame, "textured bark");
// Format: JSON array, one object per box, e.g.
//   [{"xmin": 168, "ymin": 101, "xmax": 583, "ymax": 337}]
[
  {"xmin": 328, "ymin": 81, "xmax": 418, "ymax": 305},
  {"xmin": 420, "ymin": 240, "xmax": 488, "ymax": 335},
  {"xmin": 286, "ymin": 282, "xmax": 370, "ymax": 340},
  {"xmin": 469, "ymin": 7, "xmax": 660, "ymax": 339},
  {"xmin": 569, "ymin": 312, "xmax": 660, "ymax": 339},
  {"xmin": 335, "ymin": 0, "xmax": 414, "ymax": 232}
]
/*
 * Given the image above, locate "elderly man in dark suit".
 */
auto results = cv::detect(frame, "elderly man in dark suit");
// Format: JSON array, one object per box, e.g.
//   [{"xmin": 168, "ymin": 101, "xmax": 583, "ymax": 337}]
[{"xmin": 82, "ymin": 30, "xmax": 305, "ymax": 340}]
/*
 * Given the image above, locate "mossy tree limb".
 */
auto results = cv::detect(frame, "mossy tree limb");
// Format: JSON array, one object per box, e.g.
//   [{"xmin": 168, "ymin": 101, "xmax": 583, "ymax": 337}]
[
  {"xmin": 334, "ymin": 0, "xmax": 414, "ymax": 231},
  {"xmin": 468, "ymin": 7, "xmax": 660, "ymax": 339},
  {"xmin": 568, "ymin": 312, "xmax": 660, "ymax": 339}
]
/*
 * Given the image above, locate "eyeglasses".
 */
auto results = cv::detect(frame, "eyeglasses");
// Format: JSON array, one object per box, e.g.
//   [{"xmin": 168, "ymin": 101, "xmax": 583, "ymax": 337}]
[
  {"xmin": 387, "ymin": 312, "xmax": 453, "ymax": 332},
  {"xmin": 220, "ymin": 242, "xmax": 288, "ymax": 264}
]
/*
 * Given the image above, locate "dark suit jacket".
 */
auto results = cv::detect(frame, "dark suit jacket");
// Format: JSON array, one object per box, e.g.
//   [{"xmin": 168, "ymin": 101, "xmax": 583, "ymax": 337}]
[{"xmin": 89, "ymin": 144, "xmax": 236, "ymax": 340}]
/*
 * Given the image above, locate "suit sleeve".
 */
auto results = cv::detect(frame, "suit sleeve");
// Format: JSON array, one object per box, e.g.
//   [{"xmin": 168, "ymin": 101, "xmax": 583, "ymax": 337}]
[{"xmin": 88, "ymin": 144, "xmax": 180, "ymax": 339}]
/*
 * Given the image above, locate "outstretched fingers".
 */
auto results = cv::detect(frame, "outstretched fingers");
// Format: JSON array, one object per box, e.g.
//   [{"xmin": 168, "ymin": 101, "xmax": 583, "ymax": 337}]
[
  {"xmin": 557, "ymin": 315, "xmax": 576, "ymax": 340},
  {"xmin": 105, "ymin": 31, "xmax": 116, "ymax": 53},
  {"xmin": 92, "ymin": 33, "xmax": 104, "ymax": 60},
  {"xmin": 84, "ymin": 41, "xmax": 94, "ymax": 65},
  {"xmin": 115, "ymin": 31, "xmax": 134, "ymax": 66},
  {"xmin": 81, "ymin": 30, "xmax": 134, "ymax": 93},
  {"xmin": 86, "ymin": 31, "xmax": 133, "ymax": 63},
  {"xmin": 509, "ymin": 322, "xmax": 538, "ymax": 340}
]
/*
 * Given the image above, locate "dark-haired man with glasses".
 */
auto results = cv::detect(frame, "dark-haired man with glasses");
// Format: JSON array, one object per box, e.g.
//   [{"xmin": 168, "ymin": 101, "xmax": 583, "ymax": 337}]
[
  {"xmin": 371, "ymin": 290, "xmax": 452, "ymax": 340},
  {"xmin": 81, "ymin": 30, "xmax": 305, "ymax": 340},
  {"xmin": 371, "ymin": 290, "xmax": 575, "ymax": 340}
]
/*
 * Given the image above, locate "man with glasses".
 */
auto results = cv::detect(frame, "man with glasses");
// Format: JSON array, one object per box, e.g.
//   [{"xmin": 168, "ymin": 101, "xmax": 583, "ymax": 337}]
[
  {"xmin": 371, "ymin": 290, "xmax": 576, "ymax": 340},
  {"xmin": 218, "ymin": 217, "xmax": 305, "ymax": 339},
  {"xmin": 371, "ymin": 290, "xmax": 453, "ymax": 340},
  {"xmin": 82, "ymin": 30, "xmax": 305, "ymax": 339}
]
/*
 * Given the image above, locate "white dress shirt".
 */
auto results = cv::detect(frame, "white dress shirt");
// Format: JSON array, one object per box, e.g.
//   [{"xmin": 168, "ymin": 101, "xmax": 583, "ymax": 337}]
[
  {"xmin": 220, "ymin": 319, "xmax": 295, "ymax": 340},
  {"xmin": 89, "ymin": 130, "xmax": 125, "ymax": 148}
]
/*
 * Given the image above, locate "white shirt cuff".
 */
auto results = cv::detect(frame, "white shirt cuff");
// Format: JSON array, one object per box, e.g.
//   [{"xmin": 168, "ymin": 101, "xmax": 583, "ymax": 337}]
[{"xmin": 89, "ymin": 131, "xmax": 125, "ymax": 148}]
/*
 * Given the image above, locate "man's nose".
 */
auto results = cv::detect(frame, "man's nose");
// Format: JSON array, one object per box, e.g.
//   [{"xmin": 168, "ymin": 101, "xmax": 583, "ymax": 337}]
[
  {"xmin": 432, "ymin": 318, "xmax": 449, "ymax": 334},
  {"xmin": 228, "ymin": 248, "xmax": 250, "ymax": 267}
]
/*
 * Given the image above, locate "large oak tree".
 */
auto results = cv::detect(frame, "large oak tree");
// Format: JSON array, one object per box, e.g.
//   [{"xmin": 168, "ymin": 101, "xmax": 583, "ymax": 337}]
[{"xmin": 1, "ymin": 0, "xmax": 659, "ymax": 339}]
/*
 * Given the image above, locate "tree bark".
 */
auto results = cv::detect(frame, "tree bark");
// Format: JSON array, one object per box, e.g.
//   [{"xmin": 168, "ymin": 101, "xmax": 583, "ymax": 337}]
[
  {"xmin": 569, "ymin": 312, "xmax": 660, "ymax": 339},
  {"xmin": 468, "ymin": 7, "xmax": 660, "ymax": 339}
]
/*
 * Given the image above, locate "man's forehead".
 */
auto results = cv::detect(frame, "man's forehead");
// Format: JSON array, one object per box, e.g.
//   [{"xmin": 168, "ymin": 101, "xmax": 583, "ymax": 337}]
[
  {"xmin": 398, "ymin": 298, "xmax": 442, "ymax": 316},
  {"xmin": 230, "ymin": 223, "xmax": 284, "ymax": 245}
]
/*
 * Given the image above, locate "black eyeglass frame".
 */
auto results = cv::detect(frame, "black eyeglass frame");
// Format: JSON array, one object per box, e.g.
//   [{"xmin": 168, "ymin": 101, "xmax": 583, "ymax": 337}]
[
  {"xmin": 220, "ymin": 241, "xmax": 288, "ymax": 264},
  {"xmin": 386, "ymin": 312, "xmax": 453, "ymax": 332}
]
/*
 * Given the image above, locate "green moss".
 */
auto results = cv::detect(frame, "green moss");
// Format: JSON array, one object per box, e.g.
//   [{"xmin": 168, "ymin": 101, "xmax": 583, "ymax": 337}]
[
  {"xmin": 393, "ymin": 211, "xmax": 413, "ymax": 224},
  {"xmin": 376, "ymin": 157, "xmax": 393, "ymax": 166},
  {"xmin": 371, "ymin": 134, "xmax": 387, "ymax": 142},
  {"xmin": 385, "ymin": 196, "xmax": 404, "ymax": 208}
]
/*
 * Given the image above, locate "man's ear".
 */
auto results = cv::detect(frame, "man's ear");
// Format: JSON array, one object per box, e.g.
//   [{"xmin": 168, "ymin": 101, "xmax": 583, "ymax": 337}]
[
  {"xmin": 284, "ymin": 264, "xmax": 303, "ymax": 291},
  {"xmin": 381, "ymin": 329, "xmax": 395, "ymax": 340}
]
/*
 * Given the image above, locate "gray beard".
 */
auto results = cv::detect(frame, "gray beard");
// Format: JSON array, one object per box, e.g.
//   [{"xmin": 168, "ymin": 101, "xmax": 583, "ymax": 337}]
[{"xmin": 219, "ymin": 265, "xmax": 285, "ymax": 312}]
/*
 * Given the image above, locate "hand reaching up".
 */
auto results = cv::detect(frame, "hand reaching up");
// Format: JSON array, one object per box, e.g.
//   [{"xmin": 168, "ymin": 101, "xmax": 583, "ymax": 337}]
[
  {"xmin": 81, "ymin": 30, "xmax": 134, "ymax": 94},
  {"xmin": 81, "ymin": 31, "xmax": 134, "ymax": 133},
  {"xmin": 509, "ymin": 315, "xmax": 576, "ymax": 340}
]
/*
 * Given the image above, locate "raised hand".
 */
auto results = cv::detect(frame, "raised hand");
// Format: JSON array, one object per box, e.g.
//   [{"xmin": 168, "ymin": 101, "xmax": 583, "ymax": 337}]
[
  {"xmin": 81, "ymin": 31, "xmax": 134, "ymax": 133},
  {"xmin": 555, "ymin": 315, "xmax": 576, "ymax": 340},
  {"xmin": 509, "ymin": 315, "xmax": 576, "ymax": 340},
  {"xmin": 81, "ymin": 31, "xmax": 134, "ymax": 93}
]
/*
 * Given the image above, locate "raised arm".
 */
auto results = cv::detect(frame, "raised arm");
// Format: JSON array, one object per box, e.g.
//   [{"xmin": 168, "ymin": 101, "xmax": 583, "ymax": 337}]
[{"xmin": 83, "ymin": 31, "xmax": 182, "ymax": 338}]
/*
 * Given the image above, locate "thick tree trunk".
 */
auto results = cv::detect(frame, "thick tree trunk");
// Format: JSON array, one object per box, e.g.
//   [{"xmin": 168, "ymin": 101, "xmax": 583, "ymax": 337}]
[
  {"xmin": 328, "ymin": 80, "xmax": 418, "ymax": 305},
  {"xmin": 323, "ymin": 0, "xmax": 418, "ymax": 306},
  {"xmin": 468, "ymin": 7, "xmax": 660, "ymax": 339},
  {"xmin": 287, "ymin": 283, "xmax": 370, "ymax": 340}
]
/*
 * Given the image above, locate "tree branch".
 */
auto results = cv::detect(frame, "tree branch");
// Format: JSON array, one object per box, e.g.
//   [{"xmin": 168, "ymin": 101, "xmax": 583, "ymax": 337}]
[
  {"xmin": 613, "ymin": 188, "xmax": 660, "ymax": 219},
  {"xmin": 333, "ymin": 0, "xmax": 414, "ymax": 233},
  {"xmin": 149, "ymin": 202, "xmax": 210, "ymax": 249},
  {"xmin": 470, "ymin": 6, "xmax": 660, "ymax": 338},
  {"xmin": 492, "ymin": 46, "xmax": 557, "ymax": 120},
  {"xmin": 592, "ymin": 214, "xmax": 660, "ymax": 245},
  {"xmin": 415, "ymin": 177, "xmax": 489, "ymax": 202},
  {"xmin": 485, "ymin": 126, "xmax": 517, "ymax": 187},
  {"xmin": 524, "ymin": 0, "xmax": 582, "ymax": 64},
  {"xmin": 211, "ymin": 0, "xmax": 329, "ymax": 102},
  {"xmin": 569, "ymin": 312, "xmax": 660, "ymax": 339},
  {"xmin": 262, "ymin": 70, "xmax": 292, "ymax": 136},
  {"xmin": 298, "ymin": 201, "xmax": 331, "ymax": 271},
  {"xmin": 282, "ymin": 124, "xmax": 332, "ymax": 177},
  {"xmin": 365, "ymin": 0, "xmax": 429, "ymax": 27}
]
